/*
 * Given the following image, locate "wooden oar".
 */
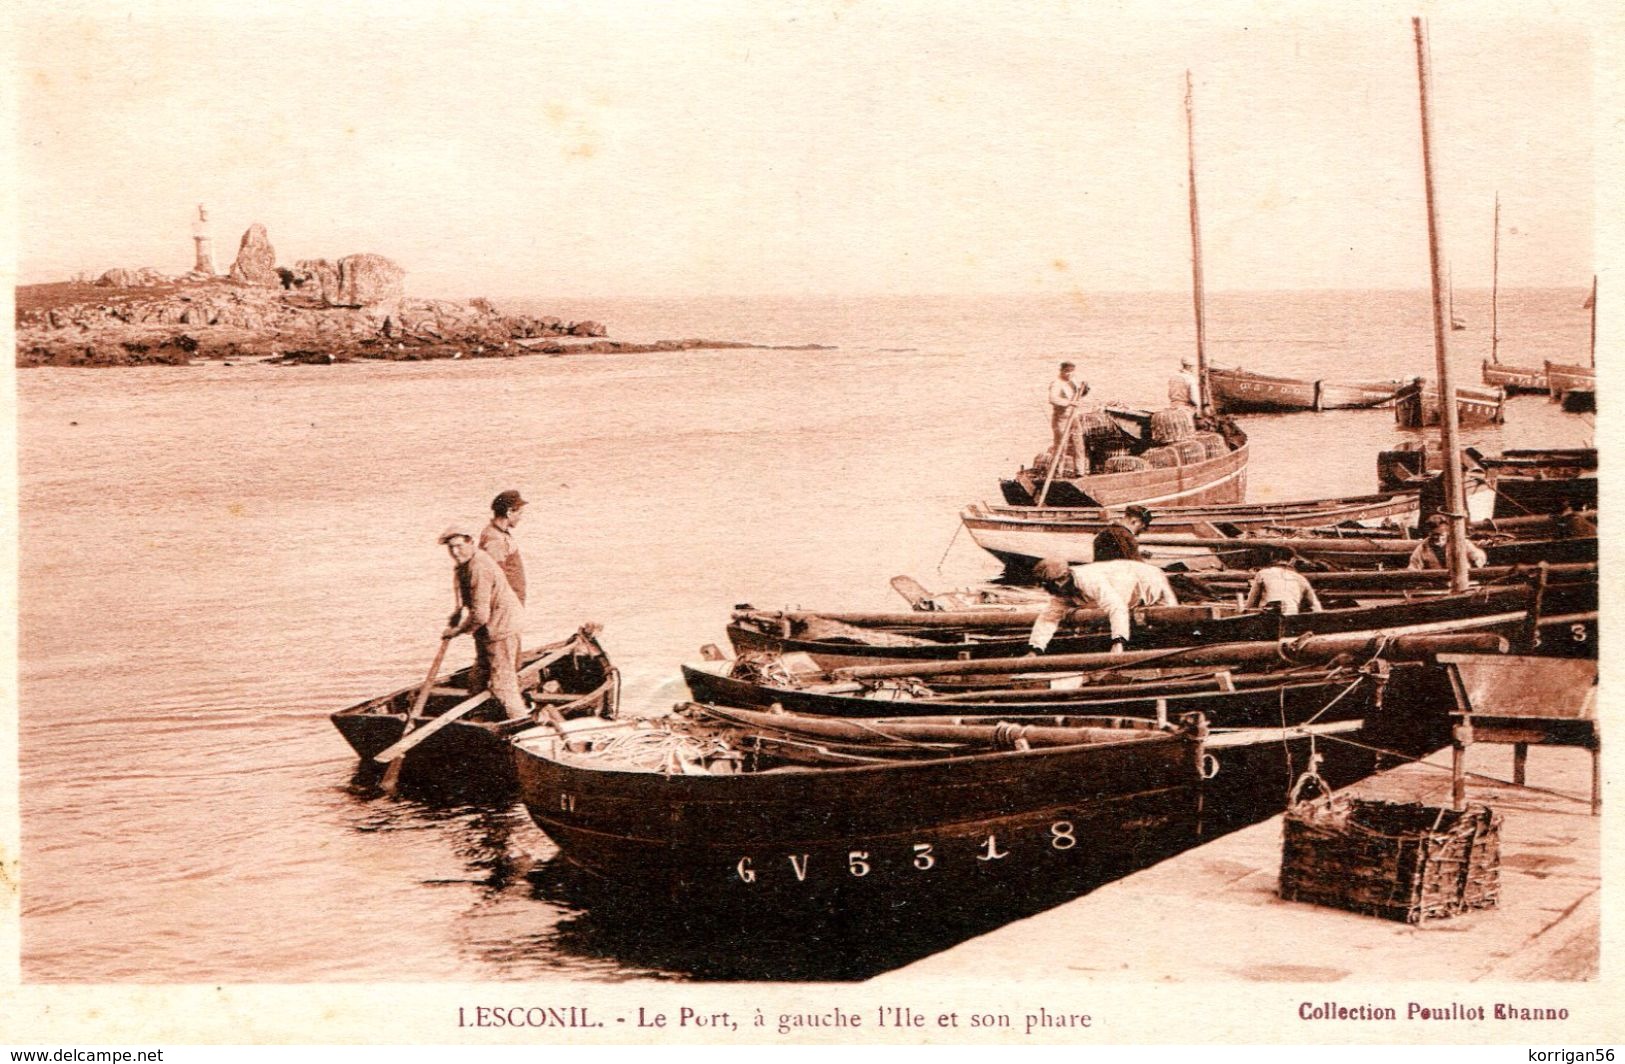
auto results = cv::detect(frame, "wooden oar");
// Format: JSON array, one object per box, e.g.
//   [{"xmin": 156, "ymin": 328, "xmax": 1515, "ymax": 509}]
[
  {"xmin": 380, "ymin": 637, "xmax": 452, "ymax": 792},
  {"xmin": 1036, "ymin": 401, "xmax": 1087, "ymax": 506}
]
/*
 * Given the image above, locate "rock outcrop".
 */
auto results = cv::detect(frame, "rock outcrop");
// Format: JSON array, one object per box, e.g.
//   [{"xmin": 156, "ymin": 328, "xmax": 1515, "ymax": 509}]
[
  {"xmin": 228, "ymin": 224, "xmax": 279, "ymax": 286},
  {"xmin": 333, "ymin": 253, "xmax": 405, "ymax": 307},
  {"xmin": 96, "ymin": 267, "xmax": 168, "ymax": 288}
]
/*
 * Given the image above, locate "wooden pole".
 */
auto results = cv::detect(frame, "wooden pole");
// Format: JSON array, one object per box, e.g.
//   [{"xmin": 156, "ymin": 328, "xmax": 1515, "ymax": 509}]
[
  {"xmin": 1589, "ymin": 274, "xmax": 1597, "ymax": 368},
  {"xmin": 1184, "ymin": 71, "xmax": 1211, "ymax": 417},
  {"xmin": 1490, "ymin": 193, "xmax": 1500, "ymax": 364},
  {"xmin": 1413, "ymin": 17, "xmax": 1471, "ymax": 592}
]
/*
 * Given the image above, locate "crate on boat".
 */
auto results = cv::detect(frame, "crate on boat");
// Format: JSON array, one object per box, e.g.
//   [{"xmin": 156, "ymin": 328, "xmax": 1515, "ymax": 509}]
[{"xmin": 1279, "ymin": 795, "xmax": 1501, "ymax": 924}]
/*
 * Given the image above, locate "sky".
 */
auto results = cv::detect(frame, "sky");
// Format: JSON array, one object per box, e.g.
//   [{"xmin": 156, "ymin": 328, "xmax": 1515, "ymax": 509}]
[{"xmin": 7, "ymin": 1, "xmax": 1611, "ymax": 298}]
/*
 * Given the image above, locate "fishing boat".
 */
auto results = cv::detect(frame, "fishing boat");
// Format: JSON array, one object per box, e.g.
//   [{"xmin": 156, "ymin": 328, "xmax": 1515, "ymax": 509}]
[
  {"xmin": 1393, "ymin": 379, "xmax": 1506, "ymax": 427},
  {"xmin": 998, "ymin": 407, "xmax": 1249, "ymax": 508},
  {"xmin": 512, "ymin": 703, "xmax": 1209, "ymax": 904},
  {"xmin": 1207, "ymin": 366, "xmax": 1407, "ymax": 414},
  {"xmin": 963, "ymin": 481, "xmax": 1499, "ymax": 566},
  {"xmin": 1481, "ymin": 361, "xmax": 1547, "ymax": 393},
  {"xmin": 1471, "ymin": 447, "xmax": 1597, "ymax": 517},
  {"xmin": 723, "ymin": 583, "xmax": 1595, "ymax": 670},
  {"xmin": 330, "ymin": 626, "xmax": 617, "ymax": 799},
  {"xmin": 1545, "ymin": 360, "xmax": 1595, "ymax": 405}
]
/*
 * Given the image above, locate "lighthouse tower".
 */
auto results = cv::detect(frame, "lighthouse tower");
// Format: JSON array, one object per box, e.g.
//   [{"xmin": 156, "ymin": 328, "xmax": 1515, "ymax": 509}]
[{"xmin": 191, "ymin": 204, "xmax": 216, "ymax": 275}]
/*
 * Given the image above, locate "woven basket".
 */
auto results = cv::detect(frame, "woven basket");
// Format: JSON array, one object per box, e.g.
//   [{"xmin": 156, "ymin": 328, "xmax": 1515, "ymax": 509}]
[
  {"xmin": 1279, "ymin": 793, "xmax": 1502, "ymax": 924},
  {"xmin": 1150, "ymin": 407, "xmax": 1197, "ymax": 443},
  {"xmin": 1192, "ymin": 431, "xmax": 1228, "ymax": 460},
  {"xmin": 1143, "ymin": 446, "xmax": 1180, "ymax": 469},
  {"xmin": 1173, "ymin": 439, "xmax": 1208, "ymax": 464},
  {"xmin": 1101, "ymin": 455, "xmax": 1151, "ymax": 474},
  {"xmin": 1079, "ymin": 410, "xmax": 1118, "ymax": 439}
]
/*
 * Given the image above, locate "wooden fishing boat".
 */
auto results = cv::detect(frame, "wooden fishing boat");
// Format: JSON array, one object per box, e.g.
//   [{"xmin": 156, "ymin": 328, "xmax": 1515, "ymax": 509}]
[
  {"xmin": 1545, "ymin": 360, "xmax": 1595, "ymax": 404},
  {"xmin": 1393, "ymin": 379, "xmax": 1506, "ymax": 427},
  {"xmin": 1472, "ymin": 447, "xmax": 1597, "ymax": 517},
  {"xmin": 1480, "ymin": 360, "xmax": 1547, "ymax": 394},
  {"xmin": 725, "ymin": 582, "xmax": 1596, "ymax": 669},
  {"xmin": 998, "ymin": 408, "xmax": 1248, "ymax": 508},
  {"xmin": 512, "ymin": 705, "xmax": 1209, "ymax": 903},
  {"xmin": 1208, "ymin": 366, "xmax": 1406, "ymax": 414},
  {"xmin": 330, "ymin": 627, "xmax": 617, "ymax": 799}
]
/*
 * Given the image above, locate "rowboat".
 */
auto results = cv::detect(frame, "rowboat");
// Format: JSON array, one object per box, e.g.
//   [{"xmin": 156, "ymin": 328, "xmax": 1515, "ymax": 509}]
[
  {"xmin": 1480, "ymin": 360, "xmax": 1547, "ymax": 394},
  {"xmin": 1545, "ymin": 360, "xmax": 1595, "ymax": 408},
  {"xmin": 1472, "ymin": 447, "xmax": 1597, "ymax": 518},
  {"xmin": 1393, "ymin": 379, "xmax": 1506, "ymax": 427},
  {"xmin": 1208, "ymin": 366, "xmax": 1406, "ymax": 414},
  {"xmin": 330, "ymin": 627, "xmax": 617, "ymax": 799},
  {"xmin": 724, "ymin": 583, "xmax": 1596, "ymax": 669},
  {"xmin": 512, "ymin": 705, "xmax": 1208, "ymax": 904},
  {"xmin": 999, "ymin": 407, "xmax": 1248, "ymax": 508}
]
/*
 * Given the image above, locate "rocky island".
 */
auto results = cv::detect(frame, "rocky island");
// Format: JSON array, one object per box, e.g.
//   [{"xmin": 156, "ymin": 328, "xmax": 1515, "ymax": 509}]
[{"xmin": 17, "ymin": 215, "xmax": 820, "ymax": 368}]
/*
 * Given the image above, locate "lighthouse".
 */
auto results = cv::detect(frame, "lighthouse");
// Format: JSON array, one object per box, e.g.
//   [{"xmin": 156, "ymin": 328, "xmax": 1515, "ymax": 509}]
[{"xmin": 191, "ymin": 204, "xmax": 217, "ymax": 275}]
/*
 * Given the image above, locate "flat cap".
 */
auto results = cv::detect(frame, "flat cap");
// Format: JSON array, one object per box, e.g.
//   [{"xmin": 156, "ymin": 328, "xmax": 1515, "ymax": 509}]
[
  {"xmin": 437, "ymin": 522, "xmax": 478, "ymax": 544},
  {"xmin": 1032, "ymin": 557, "xmax": 1073, "ymax": 584}
]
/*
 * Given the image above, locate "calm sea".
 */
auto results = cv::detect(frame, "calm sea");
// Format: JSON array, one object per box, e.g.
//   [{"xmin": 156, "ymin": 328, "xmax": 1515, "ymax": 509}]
[{"xmin": 16, "ymin": 288, "xmax": 1593, "ymax": 981}]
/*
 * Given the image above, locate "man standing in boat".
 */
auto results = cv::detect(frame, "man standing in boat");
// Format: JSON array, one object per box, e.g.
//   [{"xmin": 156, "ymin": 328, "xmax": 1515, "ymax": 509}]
[
  {"xmin": 480, "ymin": 490, "xmax": 528, "ymax": 604},
  {"xmin": 439, "ymin": 523, "xmax": 529, "ymax": 721},
  {"xmin": 1168, "ymin": 356, "xmax": 1201, "ymax": 408},
  {"xmin": 1026, "ymin": 556, "xmax": 1179, "ymax": 654},
  {"xmin": 1407, "ymin": 514, "xmax": 1488, "ymax": 571},
  {"xmin": 1048, "ymin": 361, "xmax": 1089, "ymax": 472},
  {"xmin": 1244, "ymin": 546, "xmax": 1324, "ymax": 615},
  {"xmin": 1092, "ymin": 505, "xmax": 1152, "ymax": 562}
]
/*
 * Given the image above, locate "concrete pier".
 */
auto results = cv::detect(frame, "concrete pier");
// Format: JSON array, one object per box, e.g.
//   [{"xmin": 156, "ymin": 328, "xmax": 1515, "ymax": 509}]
[{"xmin": 886, "ymin": 745, "xmax": 1599, "ymax": 982}]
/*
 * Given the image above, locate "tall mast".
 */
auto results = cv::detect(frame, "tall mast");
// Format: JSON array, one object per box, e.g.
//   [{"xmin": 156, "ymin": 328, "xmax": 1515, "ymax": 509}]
[
  {"xmin": 1490, "ymin": 194, "xmax": 1500, "ymax": 364},
  {"xmin": 1589, "ymin": 274, "xmax": 1597, "ymax": 368},
  {"xmin": 1184, "ymin": 71, "xmax": 1211, "ymax": 417},
  {"xmin": 1413, "ymin": 17, "xmax": 1470, "ymax": 592}
]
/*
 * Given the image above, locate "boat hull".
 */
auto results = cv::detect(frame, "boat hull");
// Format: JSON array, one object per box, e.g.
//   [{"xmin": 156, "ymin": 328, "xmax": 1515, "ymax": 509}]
[
  {"xmin": 513, "ymin": 719, "xmax": 1206, "ymax": 904},
  {"xmin": 1393, "ymin": 380, "xmax": 1506, "ymax": 427},
  {"xmin": 329, "ymin": 631, "xmax": 618, "ymax": 801},
  {"xmin": 1209, "ymin": 367, "xmax": 1404, "ymax": 413},
  {"xmin": 1545, "ymin": 361, "xmax": 1596, "ymax": 402},
  {"xmin": 1481, "ymin": 360, "xmax": 1548, "ymax": 394}
]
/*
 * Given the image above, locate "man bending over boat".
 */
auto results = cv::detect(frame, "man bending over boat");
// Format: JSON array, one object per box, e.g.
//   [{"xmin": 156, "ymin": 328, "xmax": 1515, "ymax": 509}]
[
  {"xmin": 439, "ymin": 523, "xmax": 529, "ymax": 720},
  {"xmin": 1244, "ymin": 546, "xmax": 1323, "ymax": 615},
  {"xmin": 1027, "ymin": 557, "xmax": 1179, "ymax": 655},
  {"xmin": 1407, "ymin": 513, "xmax": 1488, "ymax": 571}
]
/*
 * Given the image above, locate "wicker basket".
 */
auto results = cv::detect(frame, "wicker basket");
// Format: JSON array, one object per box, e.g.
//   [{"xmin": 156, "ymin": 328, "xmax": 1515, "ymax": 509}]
[
  {"xmin": 1101, "ymin": 455, "xmax": 1151, "ymax": 474},
  {"xmin": 1173, "ymin": 438, "xmax": 1208, "ymax": 464},
  {"xmin": 1150, "ymin": 406, "xmax": 1197, "ymax": 443},
  {"xmin": 1079, "ymin": 409, "xmax": 1118, "ymax": 439},
  {"xmin": 1193, "ymin": 430, "xmax": 1228, "ymax": 460},
  {"xmin": 1279, "ymin": 793, "xmax": 1502, "ymax": 924}
]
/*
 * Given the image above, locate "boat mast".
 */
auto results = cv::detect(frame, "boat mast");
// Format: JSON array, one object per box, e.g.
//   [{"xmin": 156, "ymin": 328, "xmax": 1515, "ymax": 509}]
[
  {"xmin": 1589, "ymin": 274, "xmax": 1597, "ymax": 368},
  {"xmin": 1490, "ymin": 194, "xmax": 1500, "ymax": 364},
  {"xmin": 1413, "ymin": 16, "xmax": 1470, "ymax": 592},
  {"xmin": 1184, "ymin": 71, "xmax": 1212, "ymax": 418}
]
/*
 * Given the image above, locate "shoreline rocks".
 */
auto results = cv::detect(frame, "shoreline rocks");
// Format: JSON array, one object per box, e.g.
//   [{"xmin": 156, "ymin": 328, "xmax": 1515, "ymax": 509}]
[{"xmin": 14, "ymin": 280, "xmax": 829, "ymax": 368}]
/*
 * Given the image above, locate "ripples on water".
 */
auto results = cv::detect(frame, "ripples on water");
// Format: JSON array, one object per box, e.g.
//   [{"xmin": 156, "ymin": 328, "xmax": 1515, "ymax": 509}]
[{"xmin": 16, "ymin": 289, "xmax": 1593, "ymax": 981}]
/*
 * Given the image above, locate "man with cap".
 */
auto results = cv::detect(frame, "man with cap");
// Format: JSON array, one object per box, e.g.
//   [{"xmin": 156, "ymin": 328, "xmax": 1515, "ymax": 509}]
[
  {"xmin": 1244, "ymin": 545, "xmax": 1324, "ymax": 615},
  {"xmin": 1092, "ymin": 505, "xmax": 1152, "ymax": 562},
  {"xmin": 1407, "ymin": 514, "xmax": 1488, "ymax": 571},
  {"xmin": 1048, "ymin": 361, "xmax": 1090, "ymax": 471},
  {"xmin": 439, "ymin": 523, "xmax": 528, "ymax": 721},
  {"xmin": 1027, "ymin": 556, "xmax": 1179, "ymax": 654},
  {"xmin": 480, "ymin": 490, "xmax": 527, "ymax": 604},
  {"xmin": 1168, "ymin": 356, "xmax": 1201, "ymax": 408}
]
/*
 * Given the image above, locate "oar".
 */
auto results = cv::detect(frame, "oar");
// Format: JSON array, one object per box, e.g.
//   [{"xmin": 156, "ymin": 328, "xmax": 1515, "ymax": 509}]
[
  {"xmin": 1036, "ymin": 402, "xmax": 1086, "ymax": 506},
  {"xmin": 380, "ymin": 637, "xmax": 452, "ymax": 792}
]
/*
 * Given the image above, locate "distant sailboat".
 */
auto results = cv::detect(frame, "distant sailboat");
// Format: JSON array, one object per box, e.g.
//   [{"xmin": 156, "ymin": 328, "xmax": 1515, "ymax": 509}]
[
  {"xmin": 1481, "ymin": 194, "xmax": 1548, "ymax": 393},
  {"xmin": 1449, "ymin": 266, "xmax": 1466, "ymax": 330}
]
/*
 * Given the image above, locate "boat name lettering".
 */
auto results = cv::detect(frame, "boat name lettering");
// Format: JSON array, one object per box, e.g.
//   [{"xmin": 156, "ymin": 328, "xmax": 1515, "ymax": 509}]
[
  {"xmin": 1050, "ymin": 821, "xmax": 1076, "ymax": 850},
  {"xmin": 912, "ymin": 842, "xmax": 935, "ymax": 870},
  {"xmin": 848, "ymin": 851, "xmax": 871, "ymax": 877},
  {"xmin": 788, "ymin": 854, "xmax": 810, "ymax": 881},
  {"xmin": 1571, "ymin": 624, "xmax": 1588, "ymax": 643},
  {"xmin": 978, "ymin": 835, "xmax": 1008, "ymax": 862},
  {"xmin": 558, "ymin": 792, "xmax": 576, "ymax": 812},
  {"xmin": 735, "ymin": 857, "xmax": 756, "ymax": 883}
]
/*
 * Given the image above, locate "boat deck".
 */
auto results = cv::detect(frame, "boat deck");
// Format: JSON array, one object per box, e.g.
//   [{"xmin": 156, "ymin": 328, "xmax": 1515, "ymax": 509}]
[{"xmin": 883, "ymin": 744, "xmax": 1599, "ymax": 983}]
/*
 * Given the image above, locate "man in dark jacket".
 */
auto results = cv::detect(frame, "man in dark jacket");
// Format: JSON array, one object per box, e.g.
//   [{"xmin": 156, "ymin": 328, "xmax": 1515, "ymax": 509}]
[
  {"xmin": 1093, "ymin": 505, "xmax": 1152, "ymax": 562},
  {"xmin": 479, "ymin": 489, "xmax": 528, "ymax": 603}
]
